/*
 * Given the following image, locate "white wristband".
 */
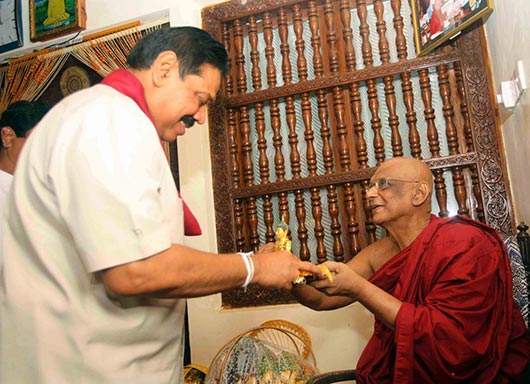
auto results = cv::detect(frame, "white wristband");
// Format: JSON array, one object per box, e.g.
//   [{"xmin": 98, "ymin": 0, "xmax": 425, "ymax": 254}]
[{"xmin": 238, "ymin": 251, "xmax": 254, "ymax": 289}]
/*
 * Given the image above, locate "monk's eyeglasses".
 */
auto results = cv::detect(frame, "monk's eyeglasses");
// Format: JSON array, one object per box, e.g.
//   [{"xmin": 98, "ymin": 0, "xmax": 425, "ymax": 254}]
[{"xmin": 368, "ymin": 177, "xmax": 419, "ymax": 191}]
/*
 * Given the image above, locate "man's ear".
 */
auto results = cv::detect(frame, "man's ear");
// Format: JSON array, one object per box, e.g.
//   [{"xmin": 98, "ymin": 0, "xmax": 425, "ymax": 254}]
[
  {"xmin": 152, "ymin": 51, "xmax": 178, "ymax": 87},
  {"xmin": 411, "ymin": 181, "xmax": 430, "ymax": 207},
  {"xmin": 1, "ymin": 126, "xmax": 16, "ymax": 149}
]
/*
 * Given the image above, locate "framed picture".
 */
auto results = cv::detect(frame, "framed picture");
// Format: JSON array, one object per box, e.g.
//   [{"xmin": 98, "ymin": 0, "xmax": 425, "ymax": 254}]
[
  {"xmin": 411, "ymin": 0, "xmax": 493, "ymax": 56},
  {"xmin": 0, "ymin": 0, "xmax": 24, "ymax": 53},
  {"xmin": 29, "ymin": 0, "xmax": 87, "ymax": 42}
]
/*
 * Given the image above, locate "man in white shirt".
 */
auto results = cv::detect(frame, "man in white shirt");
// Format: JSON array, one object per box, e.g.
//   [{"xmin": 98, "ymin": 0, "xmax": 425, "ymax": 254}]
[
  {"xmin": 0, "ymin": 100, "xmax": 50, "ymax": 266},
  {"xmin": 0, "ymin": 27, "xmax": 322, "ymax": 384}
]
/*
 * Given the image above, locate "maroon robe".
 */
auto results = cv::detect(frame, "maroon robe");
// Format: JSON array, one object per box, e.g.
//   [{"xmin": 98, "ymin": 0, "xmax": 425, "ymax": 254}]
[{"xmin": 356, "ymin": 215, "xmax": 529, "ymax": 383}]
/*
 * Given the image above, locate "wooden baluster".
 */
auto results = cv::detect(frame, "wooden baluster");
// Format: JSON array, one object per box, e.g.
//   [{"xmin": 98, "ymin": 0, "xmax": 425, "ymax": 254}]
[
  {"xmin": 374, "ymin": 0, "xmax": 390, "ymax": 62},
  {"xmin": 317, "ymin": 95, "xmax": 334, "ymax": 262},
  {"xmin": 249, "ymin": 15, "xmax": 274, "ymax": 244},
  {"xmin": 402, "ymin": 71, "xmax": 422, "ymax": 158},
  {"xmin": 340, "ymin": 0, "xmax": 356, "ymax": 72},
  {"xmin": 455, "ymin": 61, "xmax": 485, "ymax": 221},
  {"xmin": 406, "ymin": 84, "xmax": 423, "ymax": 164},
  {"xmin": 375, "ymin": 0, "xmax": 402, "ymax": 157},
  {"xmin": 357, "ymin": 0, "xmax": 373, "ymax": 67},
  {"xmin": 294, "ymin": 3, "xmax": 313, "ymax": 261},
  {"xmin": 271, "ymin": 98, "xmax": 289, "ymax": 219},
  {"xmin": 293, "ymin": 4, "xmax": 308, "ymax": 82},
  {"xmin": 325, "ymin": 0, "xmax": 340, "ymax": 74},
  {"xmin": 234, "ymin": 18, "xmax": 259, "ymax": 249},
  {"xmin": 263, "ymin": 12, "xmax": 277, "ymax": 89},
  {"xmin": 222, "ymin": 22, "xmax": 234, "ymax": 97},
  {"xmin": 340, "ymin": 0, "xmax": 376, "ymax": 245},
  {"xmin": 352, "ymin": 83, "xmax": 377, "ymax": 244},
  {"xmin": 437, "ymin": 65, "xmax": 468, "ymax": 216},
  {"xmin": 390, "ymin": 0, "xmax": 421, "ymax": 159},
  {"xmin": 239, "ymin": 106, "xmax": 260, "ymax": 247},
  {"xmin": 419, "ymin": 68, "xmax": 448, "ymax": 217},
  {"xmin": 278, "ymin": 8, "xmax": 292, "ymax": 85},
  {"xmin": 453, "ymin": 62, "xmax": 472, "ymax": 153},
  {"xmin": 516, "ymin": 222, "xmax": 530, "ymax": 292},
  {"xmin": 309, "ymin": 0, "xmax": 324, "ymax": 79},
  {"xmin": 256, "ymin": 103, "xmax": 275, "ymax": 242},
  {"xmin": 279, "ymin": 6, "xmax": 307, "ymax": 257},
  {"xmin": 264, "ymin": 11, "xmax": 289, "ymax": 220},
  {"xmin": 324, "ymin": 0, "xmax": 345, "ymax": 262},
  {"xmin": 326, "ymin": 0, "xmax": 358, "ymax": 260},
  {"xmin": 357, "ymin": 0, "xmax": 384, "ymax": 164},
  {"xmin": 310, "ymin": 0, "xmax": 335, "ymax": 263},
  {"xmin": 368, "ymin": 80, "xmax": 385, "ymax": 164},
  {"xmin": 223, "ymin": 22, "xmax": 245, "ymax": 251},
  {"xmin": 286, "ymin": 93, "xmax": 307, "ymax": 256},
  {"xmin": 248, "ymin": 15, "xmax": 261, "ymax": 91},
  {"xmin": 391, "ymin": 0, "xmax": 407, "ymax": 60},
  {"xmin": 234, "ymin": 19, "xmax": 246, "ymax": 94},
  {"xmin": 309, "ymin": 0, "xmax": 331, "ymax": 170}
]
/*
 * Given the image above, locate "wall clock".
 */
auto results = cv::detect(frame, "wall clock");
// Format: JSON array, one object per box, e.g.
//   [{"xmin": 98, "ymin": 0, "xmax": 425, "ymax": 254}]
[{"xmin": 0, "ymin": 0, "xmax": 23, "ymax": 54}]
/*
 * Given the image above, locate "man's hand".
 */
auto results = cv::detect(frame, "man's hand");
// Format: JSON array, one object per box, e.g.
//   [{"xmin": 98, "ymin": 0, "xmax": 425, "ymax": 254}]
[
  {"xmin": 251, "ymin": 250, "xmax": 322, "ymax": 290},
  {"xmin": 256, "ymin": 242, "xmax": 275, "ymax": 254}
]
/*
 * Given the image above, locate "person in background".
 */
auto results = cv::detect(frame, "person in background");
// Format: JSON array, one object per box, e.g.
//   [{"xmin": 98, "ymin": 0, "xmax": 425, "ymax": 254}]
[
  {"xmin": 429, "ymin": 0, "xmax": 445, "ymax": 37},
  {"xmin": 0, "ymin": 27, "xmax": 322, "ymax": 384},
  {"xmin": 293, "ymin": 157, "xmax": 529, "ymax": 383},
  {"xmin": 0, "ymin": 100, "xmax": 51, "ymax": 266}
]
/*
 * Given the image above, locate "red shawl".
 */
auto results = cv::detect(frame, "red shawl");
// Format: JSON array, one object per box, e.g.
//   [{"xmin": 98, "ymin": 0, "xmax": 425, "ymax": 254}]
[
  {"xmin": 356, "ymin": 215, "xmax": 529, "ymax": 383},
  {"xmin": 101, "ymin": 69, "xmax": 201, "ymax": 236}
]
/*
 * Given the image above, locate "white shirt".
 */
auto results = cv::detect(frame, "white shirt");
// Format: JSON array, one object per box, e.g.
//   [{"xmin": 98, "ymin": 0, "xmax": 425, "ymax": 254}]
[
  {"xmin": 1, "ymin": 85, "xmax": 186, "ymax": 384},
  {"xmin": 0, "ymin": 169, "xmax": 13, "ymax": 268}
]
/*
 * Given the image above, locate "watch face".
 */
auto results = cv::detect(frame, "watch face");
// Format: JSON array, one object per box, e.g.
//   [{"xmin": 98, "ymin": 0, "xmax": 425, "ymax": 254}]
[{"xmin": 0, "ymin": 0, "xmax": 23, "ymax": 53}]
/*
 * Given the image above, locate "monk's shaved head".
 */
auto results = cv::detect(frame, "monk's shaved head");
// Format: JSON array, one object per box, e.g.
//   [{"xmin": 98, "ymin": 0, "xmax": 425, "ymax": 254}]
[
  {"xmin": 374, "ymin": 157, "xmax": 433, "ymax": 194},
  {"xmin": 368, "ymin": 157, "xmax": 434, "ymax": 233}
]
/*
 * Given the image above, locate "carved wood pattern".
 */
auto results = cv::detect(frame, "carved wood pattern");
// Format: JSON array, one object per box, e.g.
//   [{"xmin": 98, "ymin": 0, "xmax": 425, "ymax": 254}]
[
  {"xmin": 456, "ymin": 27, "xmax": 513, "ymax": 234},
  {"xmin": 202, "ymin": 0, "xmax": 515, "ymax": 308}
]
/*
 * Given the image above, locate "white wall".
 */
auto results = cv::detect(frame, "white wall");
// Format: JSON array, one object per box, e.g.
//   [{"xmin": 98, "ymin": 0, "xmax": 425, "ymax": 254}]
[
  {"xmin": 485, "ymin": 1, "xmax": 530, "ymax": 224},
  {"xmin": 3, "ymin": 0, "xmax": 526, "ymax": 376}
]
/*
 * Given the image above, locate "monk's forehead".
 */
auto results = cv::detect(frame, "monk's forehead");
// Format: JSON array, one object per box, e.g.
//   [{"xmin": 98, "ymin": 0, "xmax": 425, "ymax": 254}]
[{"xmin": 373, "ymin": 158, "xmax": 420, "ymax": 179}]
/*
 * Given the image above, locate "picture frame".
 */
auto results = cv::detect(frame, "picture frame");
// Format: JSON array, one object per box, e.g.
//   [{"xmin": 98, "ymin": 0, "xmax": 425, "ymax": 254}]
[
  {"xmin": 29, "ymin": 0, "xmax": 87, "ymax": 42},
  {"xmin": 411, "ymin": 0, "xmax": 493, "ymax": 56},
  {"xmin": 0, "ymin": 0, "xmax": 24, "ymax": 53}
]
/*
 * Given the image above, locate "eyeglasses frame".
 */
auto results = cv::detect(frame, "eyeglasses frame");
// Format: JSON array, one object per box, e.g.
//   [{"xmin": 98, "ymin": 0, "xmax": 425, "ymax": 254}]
[{"xmin": 367, "ymin": 177, "xmax": 420, "ymax": 191}]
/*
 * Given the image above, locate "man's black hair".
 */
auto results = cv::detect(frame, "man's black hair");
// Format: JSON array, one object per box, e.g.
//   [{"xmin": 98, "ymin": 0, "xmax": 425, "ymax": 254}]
[
  {"xmin": 126, "ymin": 27, "xmax": 229, "ymax": 78},
  {"xmin": 0, "ymin": 100, "xmax": 52, "ymax": 138}
]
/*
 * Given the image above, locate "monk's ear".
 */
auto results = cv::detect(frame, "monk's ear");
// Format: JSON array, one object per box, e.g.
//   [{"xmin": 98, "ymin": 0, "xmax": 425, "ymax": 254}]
[
  {"xmin": 411, "ymin": 181, "xmax": 430, "ymax": 207},
  {"xmin": 152, "ymin": 50, "xmax": 178, "ymax": 87},
  {"xmin": 1, "ymin": 126, "xmax": 16, "ymax": 149}
]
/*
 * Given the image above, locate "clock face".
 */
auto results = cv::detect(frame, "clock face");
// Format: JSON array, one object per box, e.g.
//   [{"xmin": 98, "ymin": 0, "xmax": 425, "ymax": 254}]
[{"xmin": 0, "ymin": 0, "xmax": 23, "ymax": 52}]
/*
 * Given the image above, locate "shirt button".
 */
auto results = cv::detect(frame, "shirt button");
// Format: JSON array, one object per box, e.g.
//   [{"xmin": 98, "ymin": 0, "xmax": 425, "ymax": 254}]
[{"xmin": 134, "ymin": 228, "xmax": 143, "ymax": 237}]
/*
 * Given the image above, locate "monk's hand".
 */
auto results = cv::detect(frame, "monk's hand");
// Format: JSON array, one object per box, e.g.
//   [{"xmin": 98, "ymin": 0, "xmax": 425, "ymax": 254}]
[{"xmin": 309, "ymin": 261, "xmax": 365, "ymax": 298}]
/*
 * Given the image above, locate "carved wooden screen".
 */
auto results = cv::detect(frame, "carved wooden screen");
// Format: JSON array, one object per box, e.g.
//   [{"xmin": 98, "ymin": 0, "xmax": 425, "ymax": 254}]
[{"xmin": 202, "ymin": 0, "xmax": 514, "ymax": 308}]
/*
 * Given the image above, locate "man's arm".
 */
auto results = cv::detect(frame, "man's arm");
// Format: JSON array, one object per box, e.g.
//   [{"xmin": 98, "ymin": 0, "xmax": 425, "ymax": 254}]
[{"xmin": 101, "ymin": 243, "xmax": 323, "ymax": 297}]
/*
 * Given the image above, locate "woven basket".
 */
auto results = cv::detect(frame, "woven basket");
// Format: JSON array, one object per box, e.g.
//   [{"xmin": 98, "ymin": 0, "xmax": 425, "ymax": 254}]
[{"xmin": 206, "ymin": 320, "xmax": 318, "ymax": 384}]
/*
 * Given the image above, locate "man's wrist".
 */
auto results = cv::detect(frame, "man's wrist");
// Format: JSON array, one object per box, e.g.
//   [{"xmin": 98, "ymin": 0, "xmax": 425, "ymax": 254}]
[{"xmin": 238, "ymin": 251, "xmax": 254, "ymax": 289}]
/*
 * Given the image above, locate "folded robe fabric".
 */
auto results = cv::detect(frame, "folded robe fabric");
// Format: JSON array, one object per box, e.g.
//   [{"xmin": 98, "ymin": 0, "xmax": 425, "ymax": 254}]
[
  {"xmin": 356, "ymin": 215, "xmax": 530, "ymax": 383},
  {"xmin": 101, "ymin": 69, "xmax": 201, "ymax": 236}
]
